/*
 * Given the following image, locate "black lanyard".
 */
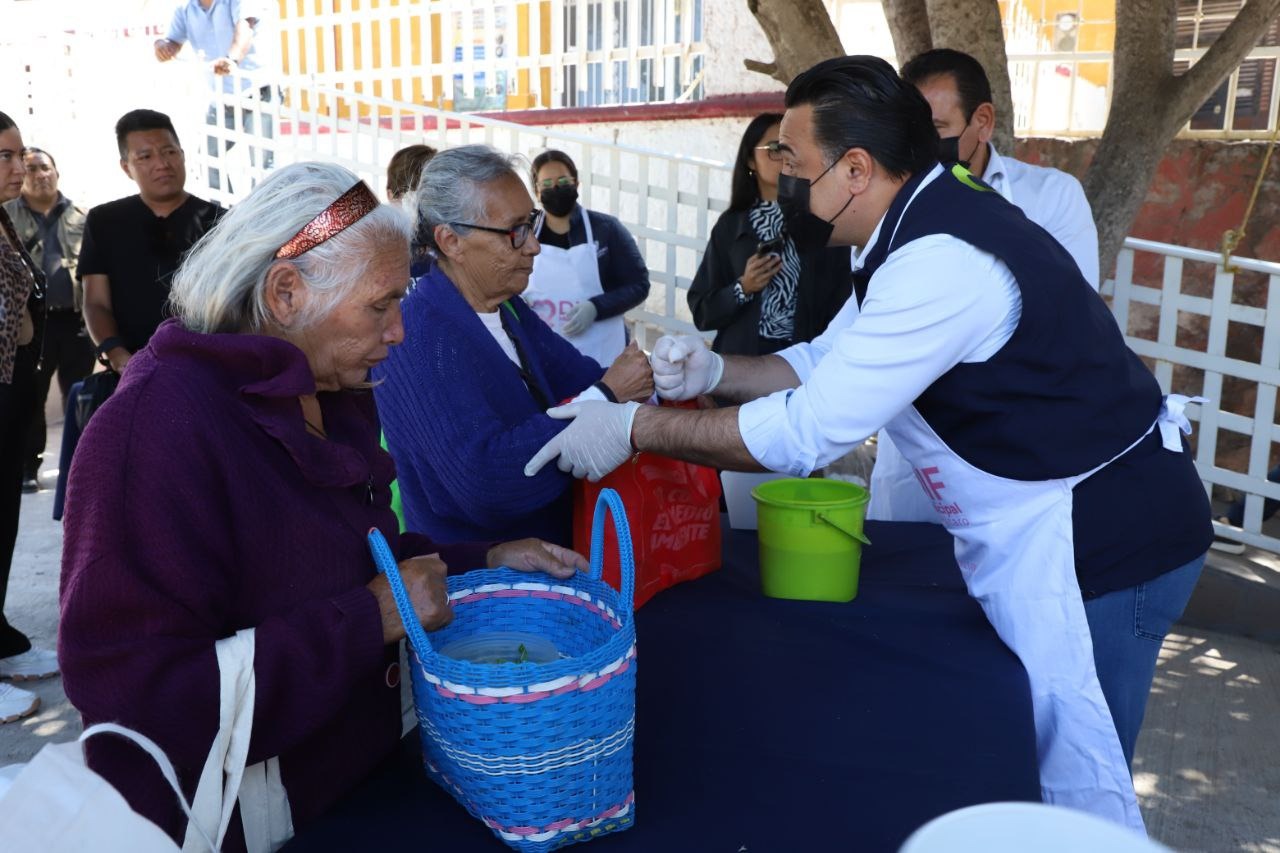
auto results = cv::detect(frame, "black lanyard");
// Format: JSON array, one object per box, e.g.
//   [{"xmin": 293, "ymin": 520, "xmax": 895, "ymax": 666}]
[{"xmin": 500, "ymin": 303, "xmax": 553, "ymax": 410}]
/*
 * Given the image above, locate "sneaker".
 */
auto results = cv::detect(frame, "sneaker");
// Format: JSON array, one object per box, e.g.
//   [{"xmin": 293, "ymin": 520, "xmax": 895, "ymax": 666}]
[
  {"xmin": 0, "ymin": 648, "xmax": 59, "ymax": 681},
  {"xmin": 1210, "ymin": 516, "xmax": 1247, "ymax": 555},
  {"xmin": 20, "ymin": 477, "xmax": 38, "ymax": 493},
  {"xmin": 0, "ymin": 682, "xmax": 39, "ymax": 723}
]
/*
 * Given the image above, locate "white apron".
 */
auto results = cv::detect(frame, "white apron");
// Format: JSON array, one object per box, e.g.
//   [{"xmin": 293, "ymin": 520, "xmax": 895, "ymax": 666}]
[
  {"xmin": 524, "ymin": 212, "xmax": 626, "ymax": 367},
  {"xmin": 867, "ymin": 429, "xmax": 935, "ymax": 522},
  {"xmin": 882, "ymin": 394, "xmax": 1202, "ymax": 834}
]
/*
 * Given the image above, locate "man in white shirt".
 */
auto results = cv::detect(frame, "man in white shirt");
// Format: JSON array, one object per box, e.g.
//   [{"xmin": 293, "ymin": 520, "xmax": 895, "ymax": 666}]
[
  {"xmin": 902, "ymin": 47, "xmax": 1099, "ymax": 289},
  {"xmin": 525, "ymin": 55, "xmax": 1212, "ymax": 832},
  {"xmin": 869, "ymin": 48, "xmax": 1102, "ymax": 524}
]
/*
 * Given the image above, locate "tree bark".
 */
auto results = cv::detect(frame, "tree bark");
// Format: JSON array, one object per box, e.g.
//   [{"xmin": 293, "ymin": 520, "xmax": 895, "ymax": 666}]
[
  {"xmin": 743, "ymin": 0, "xmax": 845, "ymax": 86},
  {"xmin": 1085, "ymin": 0, "xmax": 1280, "ymax": 278},
  {"xmin": 925, "ymin": 0, "xmax": 1014, "ymax": 152},
  {"xmin": 882, "ymin": 0, "xmax": 932, "ymax": 67}
]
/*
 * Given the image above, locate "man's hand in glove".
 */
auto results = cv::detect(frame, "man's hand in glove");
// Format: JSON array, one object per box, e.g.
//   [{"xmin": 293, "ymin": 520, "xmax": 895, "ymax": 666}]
[
  {"xmin": 649, "ymin": 334, "xmax": 723, "ymax": 401},
  {"xmin": 524, "ymin": 400, "xmax": 641, "ymax": 482}
]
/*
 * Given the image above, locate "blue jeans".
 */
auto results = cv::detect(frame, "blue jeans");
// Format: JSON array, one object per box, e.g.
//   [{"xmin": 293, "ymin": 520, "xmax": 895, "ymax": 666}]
[{"xmin": 1083, "ymin": 555, "xmax": 1206, "ymax": 768}]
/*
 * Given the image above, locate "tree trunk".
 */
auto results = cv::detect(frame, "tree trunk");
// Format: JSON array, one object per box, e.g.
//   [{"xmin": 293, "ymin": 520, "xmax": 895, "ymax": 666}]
[
  {"xmin": 1086, "ymin": 0, "xmax": 1280, "ymax": 278},
  {"xmin": 743, "ymin": 0, "xmax": 844, "ymax": 86},
  {"xmin": 882, "ymin": 0, "xmax": 932, "ymax": 67},
  {"xmin": 925, "ymin": 0, "xmax": 1014, "ymax": 152}
]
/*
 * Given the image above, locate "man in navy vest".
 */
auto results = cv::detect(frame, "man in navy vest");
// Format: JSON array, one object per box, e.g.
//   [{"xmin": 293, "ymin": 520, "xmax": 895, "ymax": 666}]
[{"xmin": 527, "ymin": 55, "xmax": 1212, "ymax": 832}]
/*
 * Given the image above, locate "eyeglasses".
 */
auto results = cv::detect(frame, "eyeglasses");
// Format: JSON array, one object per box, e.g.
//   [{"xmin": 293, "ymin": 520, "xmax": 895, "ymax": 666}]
[
  {"xmin": 754, "ymin": 141, "xmax": 784, "ymax": 162},
  {"xmin": 537, "ymin": 176, "xmax": 577, "ymax": 190},
  {"xmin": 449, "ymin": 209, "xmax": 545, "ymax": 249}
]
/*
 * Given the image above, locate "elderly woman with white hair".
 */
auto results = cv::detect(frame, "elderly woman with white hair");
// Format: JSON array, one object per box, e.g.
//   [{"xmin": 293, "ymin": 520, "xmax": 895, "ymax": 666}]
[
  {"xmin": 374, "ymin": 145, "xmax": 653, "ymax": 547},
  {"xmin": 58, "ymin": 161, "xmax": 586, "ymax": 851}
]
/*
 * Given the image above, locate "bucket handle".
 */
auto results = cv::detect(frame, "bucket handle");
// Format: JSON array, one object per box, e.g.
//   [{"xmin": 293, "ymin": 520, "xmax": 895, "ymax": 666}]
[
  {"xmin": 589, "ymin": 488, "xmax": 637, "ymax": 624},
  {"xmin": 367, "ymin": 527, "xmax": 436, "ymax": 659},
  {"xmin": 815, "ymin": 511, "xmax": 871, "ymax": 545}
]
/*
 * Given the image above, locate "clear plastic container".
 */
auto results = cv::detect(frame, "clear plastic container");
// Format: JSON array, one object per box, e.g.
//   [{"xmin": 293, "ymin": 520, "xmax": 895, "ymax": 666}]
[{"xmin": 437, "ymin": 631, "xmax": 562, "ymax": 665}]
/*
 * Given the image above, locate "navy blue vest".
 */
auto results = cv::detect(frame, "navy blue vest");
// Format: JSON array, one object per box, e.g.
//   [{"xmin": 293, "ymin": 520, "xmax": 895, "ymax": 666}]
[
  {"xmin": 855, "ymin": 165, "xmax": 1212, "ymax": 595},
  {"xmin": 855, "ymin": 165, "xmax": 1160, "ymax": 481}
]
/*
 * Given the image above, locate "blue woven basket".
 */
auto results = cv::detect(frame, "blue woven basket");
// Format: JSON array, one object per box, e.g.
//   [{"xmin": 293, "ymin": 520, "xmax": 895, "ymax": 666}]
[{"xmin": 369, "ymin": 489, "xmax": 637, "ymax": 851}]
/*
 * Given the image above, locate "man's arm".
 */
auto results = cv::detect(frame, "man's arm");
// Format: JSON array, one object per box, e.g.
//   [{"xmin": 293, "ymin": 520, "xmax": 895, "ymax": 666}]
[
  {"xmin": 154, "ymin": 6, "xmax": 187, "ymax": 62},
  {"xmin": 82, "ymin": 274, "xmax": 129, "ymax": 372},
  {"xmin": 713, "ymin": 353, "xmax": 801, "ymax": 403},
  {"xmin": 632, "ymin": 404, "xmax": 765, "ymax": 471}
]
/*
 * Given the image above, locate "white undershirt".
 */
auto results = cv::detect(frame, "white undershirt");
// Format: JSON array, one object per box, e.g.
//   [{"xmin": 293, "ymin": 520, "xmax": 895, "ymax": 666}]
[{"xmin": 478, "ymin": 310, "xmax": 521, "ymax": 367}]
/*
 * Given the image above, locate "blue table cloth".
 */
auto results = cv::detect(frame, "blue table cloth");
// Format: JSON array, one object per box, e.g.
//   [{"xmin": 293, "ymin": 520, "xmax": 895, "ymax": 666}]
[{"xmin": 283, "ymin": 519, "xmax": 1040, "ymax": 852}]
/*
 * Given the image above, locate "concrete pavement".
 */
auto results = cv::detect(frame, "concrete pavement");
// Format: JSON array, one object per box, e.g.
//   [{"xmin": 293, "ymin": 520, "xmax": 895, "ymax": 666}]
[{"xmin": 2, "ymin": 410, "xmax": 1279, "ymax": 850}]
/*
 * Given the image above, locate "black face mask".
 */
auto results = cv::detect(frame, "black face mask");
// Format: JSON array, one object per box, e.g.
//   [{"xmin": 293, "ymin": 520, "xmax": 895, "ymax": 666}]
[
  {"xmin": 777, "ymin": 160, "xmax": 854, "ymax": 252},
  {"xmin": 937, "ymin": 129, "xmax": 981, "ymax": 170},
  {"xmin": 540, "ymin": 185, "xmax": 579, "ymax": 218}
]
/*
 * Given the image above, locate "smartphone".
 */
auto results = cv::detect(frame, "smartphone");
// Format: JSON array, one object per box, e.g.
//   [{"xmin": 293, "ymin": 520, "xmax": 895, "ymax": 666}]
[{"xmin": 756, "ymin": 236, "xmax": 784, "ymax": 257}]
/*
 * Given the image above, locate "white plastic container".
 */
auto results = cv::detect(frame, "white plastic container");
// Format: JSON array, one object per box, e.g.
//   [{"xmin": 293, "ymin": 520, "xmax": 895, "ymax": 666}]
[{"xmin": 720, "ymin": 471, "xmax": 788, "ymax": 530}]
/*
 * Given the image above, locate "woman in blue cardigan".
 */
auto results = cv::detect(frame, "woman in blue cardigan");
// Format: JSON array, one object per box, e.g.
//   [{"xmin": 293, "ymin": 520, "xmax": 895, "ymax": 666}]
[{"xmin": 373, "ymin": 145, "xmax": 653, "ymax": 546}]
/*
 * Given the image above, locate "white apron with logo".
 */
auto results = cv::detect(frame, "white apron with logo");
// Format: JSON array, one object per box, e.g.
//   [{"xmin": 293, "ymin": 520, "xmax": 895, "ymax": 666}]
[
  {"xmin": 524, "ymin": 212, "xmax": 626, "ymax": 367},
  {"xmin": 867, "ymin": 430, "xmax": 935, "ymax": 522},
  {"xmin": 882, "ymin": 394, "xmax": 1201, "ymax": 834}
]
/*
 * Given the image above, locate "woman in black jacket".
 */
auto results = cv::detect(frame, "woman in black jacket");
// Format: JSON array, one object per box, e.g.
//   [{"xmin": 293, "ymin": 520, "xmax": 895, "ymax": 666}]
[{"xmin": 688, "ymin": 113, "xmax": 852, "ymax": 355}]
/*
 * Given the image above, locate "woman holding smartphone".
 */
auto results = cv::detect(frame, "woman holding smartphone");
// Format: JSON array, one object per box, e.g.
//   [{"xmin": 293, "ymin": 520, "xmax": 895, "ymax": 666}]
[{"xmin": 687, "ymin": 112, "xmax": 852, "ymax": 356}]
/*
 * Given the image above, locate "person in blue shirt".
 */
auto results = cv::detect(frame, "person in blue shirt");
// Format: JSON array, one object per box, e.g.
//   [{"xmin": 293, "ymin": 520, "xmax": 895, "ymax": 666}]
[
  {"xmin": 522, "ymin": 150, "xmax": 650, "ymax": 367},
  {"xmin": 154, "ymin": 0, "xmax": 280, "ymax": 192}
]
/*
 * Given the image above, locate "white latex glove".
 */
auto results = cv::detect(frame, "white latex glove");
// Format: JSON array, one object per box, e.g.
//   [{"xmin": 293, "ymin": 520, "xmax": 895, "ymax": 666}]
[
  {"xmin": 649, "ymin": 334, "xmax": 723, "ymax": 401},
  {"xmin": 562, "ymin": 300, "xmax": 598, "ymax": 337},
  {"xmin": 524, "ymin": 400, "xmax": 641, "ymax": 482}
]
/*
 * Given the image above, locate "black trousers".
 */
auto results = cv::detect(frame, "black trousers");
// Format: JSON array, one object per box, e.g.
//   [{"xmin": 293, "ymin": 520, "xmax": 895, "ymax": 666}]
[
  {"xmin": 24, "ymin": 310, "xmax": 94, "ymax": 478},
  {"xmin": 0, "ymin": 343, "xmax": 39, "ymax": 656}
]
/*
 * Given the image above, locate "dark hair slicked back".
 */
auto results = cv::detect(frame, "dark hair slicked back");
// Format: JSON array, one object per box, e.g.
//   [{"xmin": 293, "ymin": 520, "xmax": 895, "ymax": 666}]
[
  {"xmin": 900, "ymin": 48, "xmax": 994, "ymax": 121},
  {"xmin": 784, "ymin": 55, "xmax": 937, "ymax": 181},
  {"xmin": 115, "ymin": 109, "xmax": 181, "ymax": 160},
  {"xmin": 0, "ymin": 111, "xmax": 17, "ymax": 135}
]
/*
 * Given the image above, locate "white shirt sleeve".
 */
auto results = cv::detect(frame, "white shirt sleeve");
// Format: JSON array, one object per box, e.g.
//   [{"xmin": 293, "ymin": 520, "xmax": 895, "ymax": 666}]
[
  {"xmin": 1042, "ymin": 172, "xmax": 1100, "ymax": 291},
  {"xmin": 738, "ymin": 234, "xmax": 1023, "ymax": 476}
]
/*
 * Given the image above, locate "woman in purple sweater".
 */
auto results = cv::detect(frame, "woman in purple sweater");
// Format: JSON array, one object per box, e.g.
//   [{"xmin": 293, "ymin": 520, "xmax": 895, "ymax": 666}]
[{"xmin": 58, "ymin": 162, "xmax": 586, "ymax": 850}]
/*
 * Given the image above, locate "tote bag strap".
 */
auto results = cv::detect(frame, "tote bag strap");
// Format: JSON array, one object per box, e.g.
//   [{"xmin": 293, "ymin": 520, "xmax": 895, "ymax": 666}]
[
  {"xmin": 183, "ymin": 629, "xmax": 293, "ymax": 853},
  {"xmin": 78, "ymin": 723, "xmax": 218, "ymax": 853}
]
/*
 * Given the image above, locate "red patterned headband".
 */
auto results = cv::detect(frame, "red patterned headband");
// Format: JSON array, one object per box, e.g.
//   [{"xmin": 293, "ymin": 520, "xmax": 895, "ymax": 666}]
[{"xmin": 275, "ymin": 180, "xmax": 380, "ymax": 259}]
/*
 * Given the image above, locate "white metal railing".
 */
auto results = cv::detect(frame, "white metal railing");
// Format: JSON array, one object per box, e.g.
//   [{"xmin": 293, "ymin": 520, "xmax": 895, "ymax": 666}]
[
  {"xmin": 1106, "ymin": 238, "xmax": 1280, "ymax": 553},
  {"xmin": 272, "ymin": 0, "xmax": 705, "ymax": 113}
]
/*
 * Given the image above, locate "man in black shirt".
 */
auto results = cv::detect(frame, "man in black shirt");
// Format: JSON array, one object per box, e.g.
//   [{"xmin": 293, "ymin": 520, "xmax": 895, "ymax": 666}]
[
  {"xmin": 80, "ymin": 109, "xmax": 222, "ymax": 374},
  {"xmin": 1, "ymin": 148, "xmax": 93, "ymax": 491}
]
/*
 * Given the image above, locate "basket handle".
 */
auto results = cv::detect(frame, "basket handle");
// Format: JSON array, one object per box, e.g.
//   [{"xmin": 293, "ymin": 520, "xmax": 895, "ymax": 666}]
[
  {"xmin": 589, "ymin": 488, "xmax": 637, "ymax": 622},
  {"xmin": 367, "ymin": 527, "xmax": 435, "ymax": 657}
]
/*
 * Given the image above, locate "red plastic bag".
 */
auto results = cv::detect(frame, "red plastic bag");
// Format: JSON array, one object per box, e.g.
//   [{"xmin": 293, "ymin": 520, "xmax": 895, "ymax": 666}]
[{"xmin": 573, "ymin": 447, "xmax": 722, "ymax": 609}]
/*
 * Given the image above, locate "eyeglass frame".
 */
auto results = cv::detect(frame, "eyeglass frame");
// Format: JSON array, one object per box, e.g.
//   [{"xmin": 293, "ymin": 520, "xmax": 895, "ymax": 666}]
[
  {"xmin": 536, "ymin": 175, "xmax": 578, "ymax": 190},
  {"xmin": 754, "ymin": 141, "xmax": 784, "ymax": 162},
  {"xmin": 448, "ymin": 209, "xmax": 545, "ymax": 249}
]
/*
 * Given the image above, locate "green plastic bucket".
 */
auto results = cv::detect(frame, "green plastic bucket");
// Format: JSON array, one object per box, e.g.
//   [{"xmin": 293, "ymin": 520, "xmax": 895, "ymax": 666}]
[{"xmin": 751, "ymin": 478, "xmax": 871, "ymax": 602}]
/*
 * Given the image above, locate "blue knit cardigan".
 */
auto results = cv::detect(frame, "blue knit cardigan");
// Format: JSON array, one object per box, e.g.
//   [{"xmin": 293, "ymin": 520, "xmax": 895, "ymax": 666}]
[{"xmin": 373, "ymin": 265, "xmax": 606, "ymax": 546}]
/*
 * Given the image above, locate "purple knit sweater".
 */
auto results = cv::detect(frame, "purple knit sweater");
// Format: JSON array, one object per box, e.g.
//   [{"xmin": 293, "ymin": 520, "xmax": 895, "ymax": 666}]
[{"xmin": 59, "ymin": 320, "xmax": 488, "ymax": 849}]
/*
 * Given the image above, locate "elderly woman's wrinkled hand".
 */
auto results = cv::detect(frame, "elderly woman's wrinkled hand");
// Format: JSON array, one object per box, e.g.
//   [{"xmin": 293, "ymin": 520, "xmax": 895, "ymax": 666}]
[
  {"xmin": 600, "ymin": 341, "xmax": 654, "ymax": 403},
  {"xmin": 486, "ymin": 539, "xmax": 588, "ymax": 579},
  {"xmin": 368, "ymin": 554, "xmax": 453, "ymax": 644}
]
